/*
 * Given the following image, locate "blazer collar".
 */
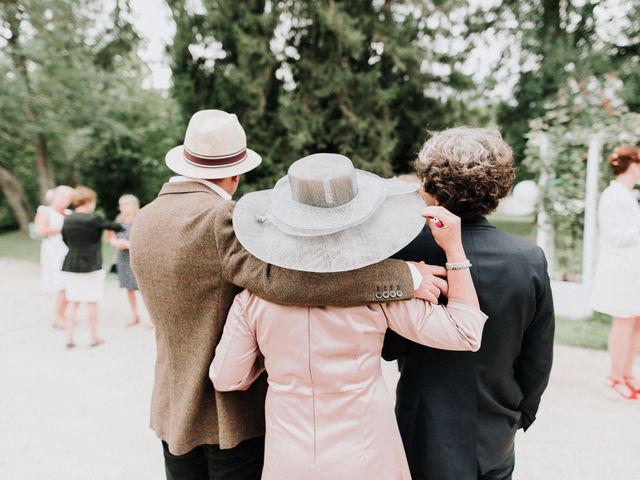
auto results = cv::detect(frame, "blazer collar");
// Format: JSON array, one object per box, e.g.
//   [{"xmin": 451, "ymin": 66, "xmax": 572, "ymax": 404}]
[
  {"xmin": 462, "ymin": 217, "xmax": 495, "ymax": 229},
  {"xmin": 157, "ymin": 181, "xmax": 223, "ymax": 198}
]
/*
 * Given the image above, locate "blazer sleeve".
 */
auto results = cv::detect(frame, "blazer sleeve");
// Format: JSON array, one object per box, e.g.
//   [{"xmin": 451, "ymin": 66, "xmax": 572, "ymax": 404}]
[
  {"xmin": 213, "ymin": 202, "xmax": 415, "ymax": 307},
  {"xmin": 61, "ymin": 219, "xmax": 69, "ymax": 247},
  {"xmin": 96, "ymin": 216, "xmax": 124, "ymax": 233},
  {"xmin": 380, "ymin": 299, "xmax": 487, "ymax": 352},
  {"xmin": 209, "ymin": 292, "xmax": 265, "ymax": 392},
  {"xmin": 381, "ymin": 328, "xmax": 412, "ymax": 361},
  {"xmin": 514, "ymin": 250, "xmax": 555, "ymax": 431}
]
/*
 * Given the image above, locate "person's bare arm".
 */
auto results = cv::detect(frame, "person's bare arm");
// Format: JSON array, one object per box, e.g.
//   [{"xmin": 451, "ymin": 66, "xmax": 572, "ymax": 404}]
[
  {"xmin": 106, "ymin": 215, "xmax": 129, "ymax": 250},
  {"xmin": 34, "ymin": 210, "xmax": 60, "ymax": 237},
  {"xmin": 383, "ymin": 206, "xmax": 482, "ymax": 360},
  {"xmin": 423, "ymin": 206, "xmax": 479, "ymax": 308},
  {"xmin": 213, "ymin": 202, "xmax": 444, "ymax": 307}
]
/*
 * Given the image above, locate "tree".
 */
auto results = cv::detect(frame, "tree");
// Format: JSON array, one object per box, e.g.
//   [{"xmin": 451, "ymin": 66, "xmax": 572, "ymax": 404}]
[
  {"xmin": 166, "ymin": 0, "xmax": 475, "ymax": 191},
  {"xmin": 0, "ymin": 0, "xmax": 180, "ymax": 229},
  {"xmin": 523, "ymin": 75, "xmax": 640, "ymax": 279},
  {"xmin": 467, "ymin": 0, "xmax": 640, "ymax": 173},
  {"xmin": 280, "ymin": 1, "xmax": 474, "ymax": 175},
  {"xmin": 167, "ymin": 0, "xmax": 288, "ymax": 191},
  {"xmin": 465, "ymin": 1, "xmax": 599, "ymax": 171}
]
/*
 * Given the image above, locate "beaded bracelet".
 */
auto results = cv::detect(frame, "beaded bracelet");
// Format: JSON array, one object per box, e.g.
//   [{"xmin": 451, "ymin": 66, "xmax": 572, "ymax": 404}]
[{"xmin": 445, "ymin": 260, "xmax": 472, "ymax": 270}]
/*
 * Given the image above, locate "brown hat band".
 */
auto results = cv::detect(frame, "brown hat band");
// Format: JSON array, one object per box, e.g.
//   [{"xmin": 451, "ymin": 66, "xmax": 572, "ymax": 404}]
[{"xmin": 183, "ymin": 147, "xmax": 247, "ymax": 167}]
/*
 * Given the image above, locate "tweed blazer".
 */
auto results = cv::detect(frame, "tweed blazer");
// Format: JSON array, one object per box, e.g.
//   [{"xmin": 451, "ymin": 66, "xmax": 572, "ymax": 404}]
[{"xmin": 129, "ymin": 181, "xmax": 414, "ymax": 455}]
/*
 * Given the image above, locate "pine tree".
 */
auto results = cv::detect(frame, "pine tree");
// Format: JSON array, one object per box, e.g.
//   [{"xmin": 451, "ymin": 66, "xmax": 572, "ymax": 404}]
[{"xmin": 167, "ymin": 0, "xmax": 473, "ymax": 187}]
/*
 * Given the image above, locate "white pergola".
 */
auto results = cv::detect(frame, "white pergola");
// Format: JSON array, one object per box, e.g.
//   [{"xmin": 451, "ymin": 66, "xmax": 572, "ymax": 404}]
[{"xmin": 535, "ymin": 134, "xmax": 603, "ymax": 319}]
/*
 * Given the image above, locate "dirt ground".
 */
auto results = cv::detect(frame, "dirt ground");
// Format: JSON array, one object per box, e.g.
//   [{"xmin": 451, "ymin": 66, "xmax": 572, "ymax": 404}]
[{"xmin": 0, "ymin": 258, "xmax": 638, "ymax": 479}]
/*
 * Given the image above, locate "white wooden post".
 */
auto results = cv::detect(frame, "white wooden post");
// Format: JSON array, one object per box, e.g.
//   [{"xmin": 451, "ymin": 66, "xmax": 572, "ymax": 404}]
[
  {"xmin": 582, "ymin": 136, "xmax": 602, "ymax": 284},
  {"xmin": 536, "ymin": 133, "xmax": 554, "ymax": 275}
]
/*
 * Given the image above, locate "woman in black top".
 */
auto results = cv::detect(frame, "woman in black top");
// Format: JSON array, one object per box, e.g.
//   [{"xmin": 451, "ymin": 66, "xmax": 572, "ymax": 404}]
[{"xmin": 62, "ymin": 186, "xmax": 122, "ymax": 348}]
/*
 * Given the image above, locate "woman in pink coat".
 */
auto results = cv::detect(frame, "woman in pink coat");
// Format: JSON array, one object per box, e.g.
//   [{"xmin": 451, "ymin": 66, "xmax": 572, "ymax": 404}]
[{"xmin": 210, "ymin": 154, "xmax": 487, "ymax": 479}]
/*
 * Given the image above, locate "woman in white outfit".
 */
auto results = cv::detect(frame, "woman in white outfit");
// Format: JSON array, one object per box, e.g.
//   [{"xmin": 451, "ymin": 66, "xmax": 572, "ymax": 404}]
[
  {"xmin": 592, "ymin": 147, "xmax": 640, "ymax": 400},
  {"xmin": 34, "ymin": 185, "xmax": 74, "ymax": 328}
]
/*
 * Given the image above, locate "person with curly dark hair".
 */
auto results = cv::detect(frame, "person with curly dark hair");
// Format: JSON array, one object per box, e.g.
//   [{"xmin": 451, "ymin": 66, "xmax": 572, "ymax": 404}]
[
  {"xmin": 383, "ymin": 127, "xmax": 555, "ymax": 480},
  {"xmin": 415, "ymin": 127, "xmax": 516, "ymax": 221},
  {"xmin": 591, "ymin": 147, "xmax": 640, "ymax": 400}
]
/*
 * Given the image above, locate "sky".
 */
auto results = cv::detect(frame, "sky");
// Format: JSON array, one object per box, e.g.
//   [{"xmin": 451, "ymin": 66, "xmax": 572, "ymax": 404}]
[{"xmin": 130, "ymin": 0, "xmax": 174, "ymax": 89}]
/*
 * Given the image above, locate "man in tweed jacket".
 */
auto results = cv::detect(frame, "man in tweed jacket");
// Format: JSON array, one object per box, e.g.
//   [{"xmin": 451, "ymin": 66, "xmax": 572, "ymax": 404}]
[{"xmin": 130, "ymin": 110, "xmax": 445, "ymax": 480}]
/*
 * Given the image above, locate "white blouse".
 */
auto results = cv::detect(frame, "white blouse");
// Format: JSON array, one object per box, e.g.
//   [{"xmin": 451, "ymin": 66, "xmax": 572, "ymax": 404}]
[{"xmin": 591, "ymin": 181, "xmax": 640, "ymax": 317}]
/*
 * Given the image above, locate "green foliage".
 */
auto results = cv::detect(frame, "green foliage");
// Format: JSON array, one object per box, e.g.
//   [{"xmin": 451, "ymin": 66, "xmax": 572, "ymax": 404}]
[
  {"xmin": 167, "ymin": 0, "xmax": 476, "ymax": 194},
  {"xmin": 489, "ymin": 215, "xmax": 537, "ymax": 244},
  {"xmin": 0, "ymin": 0, "xmax": 180, "ymax": 227},
  {"xmin": 523, "ymin": 75, "xmax": 640, "ymax": 279},
  {"xmin": 468, "ymin": 1, "xmax": 640, "ymax": 175},
  {"xmin": 69, "ymin": 70, "xmax": 182, "ymax": 218}
]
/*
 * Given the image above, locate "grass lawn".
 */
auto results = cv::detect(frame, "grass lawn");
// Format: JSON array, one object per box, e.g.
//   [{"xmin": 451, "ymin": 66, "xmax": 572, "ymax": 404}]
[
  {"xmin": 0, "ymin": 231, "xmax": 40, "ymax": 262},
  {"xmin": 0, "ymin": 230, "xmax": 117, "ymax": 265},
  {"xmin": 555, "ymin": 314, "xmax": 610, "ymax": 350}
]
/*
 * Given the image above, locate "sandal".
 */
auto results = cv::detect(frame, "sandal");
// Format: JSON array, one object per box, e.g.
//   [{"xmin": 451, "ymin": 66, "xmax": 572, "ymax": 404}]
[
  {"xmin": 607, "ymin": 376, "xmax": 638, "ymax": 400},
  {"xmin": 90, "ymin": 338, "xmax": 105, "ymax": 348},
  {"xmin": 623, "ymin": 375, "xmax": 640, "ymax": 395},
  {"xmin": 66, "ymin": 342, "xmax": 75, "ymax": 349}
]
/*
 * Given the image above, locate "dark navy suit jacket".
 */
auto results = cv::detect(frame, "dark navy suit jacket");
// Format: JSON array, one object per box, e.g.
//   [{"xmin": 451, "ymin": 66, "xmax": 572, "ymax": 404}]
[{"xmin": 383, "ymin": 218, "xmax": 554, "ymax": 478}]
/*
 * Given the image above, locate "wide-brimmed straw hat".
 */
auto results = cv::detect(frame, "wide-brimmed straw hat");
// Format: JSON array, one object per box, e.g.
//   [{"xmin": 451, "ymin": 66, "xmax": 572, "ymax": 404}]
[
  {"xmin": 233, "ymin": 153, "xmax": 425, "ymax": 273},
  {"xmin": 165, "ymin": 109, "xmax": 262, "ymax": 179}
]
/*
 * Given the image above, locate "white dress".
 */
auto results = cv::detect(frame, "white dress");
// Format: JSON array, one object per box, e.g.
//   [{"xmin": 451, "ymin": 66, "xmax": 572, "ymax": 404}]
[
  {"xmin": 38, "ymin": 206, "xmax": 68, "ymax": 292},
  {"xmin": 591, "ymin": 181, "xmax": 640, "ymax": 317}
]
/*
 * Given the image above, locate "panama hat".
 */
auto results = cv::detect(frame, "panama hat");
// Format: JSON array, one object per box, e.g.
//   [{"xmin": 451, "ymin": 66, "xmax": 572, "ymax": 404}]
[
  {"xmin": 165, "ymin": 110, "xmax": 262, "ymax": 179},
  {"xmin": 233, "ymin": 153, "xmax": 425, "ymax": 273}
]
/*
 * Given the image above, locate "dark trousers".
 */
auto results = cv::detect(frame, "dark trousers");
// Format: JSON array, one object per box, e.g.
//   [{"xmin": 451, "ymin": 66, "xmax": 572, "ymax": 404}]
[
  {"xmin": 478, "ymin": 453, "xmax": 515, "ymax": 480},
  {"xmin": 162, "ymin": 436, "xmax": 264, "ymax": 480}
]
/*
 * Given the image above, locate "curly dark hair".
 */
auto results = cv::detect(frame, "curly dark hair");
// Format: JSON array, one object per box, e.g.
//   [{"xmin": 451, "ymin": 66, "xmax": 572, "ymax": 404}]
[{"xmin": 415, "ymin": 127, "xmax": 516, "ymax": 221}]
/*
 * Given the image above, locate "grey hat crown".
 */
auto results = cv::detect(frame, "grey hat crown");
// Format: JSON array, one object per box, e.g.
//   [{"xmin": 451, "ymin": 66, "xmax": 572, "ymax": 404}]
[{"xmin": 288, "ymin": 154, "xmax": 359, "ymax": 208}]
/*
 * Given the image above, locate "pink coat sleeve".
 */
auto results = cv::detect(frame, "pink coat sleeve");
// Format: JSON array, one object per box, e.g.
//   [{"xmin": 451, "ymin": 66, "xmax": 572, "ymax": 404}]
[
  {"xmin": 209, "ymin": 292, "xmax": 265, "ymax": 392},
  {"xmin": 381, "ymin": 299, "xmax": 488, "ymax": 352}
]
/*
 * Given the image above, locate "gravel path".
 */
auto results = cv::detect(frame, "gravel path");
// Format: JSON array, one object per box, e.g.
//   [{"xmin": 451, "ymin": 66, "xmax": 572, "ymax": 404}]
[{"xmin": 1, "ymin": 258, "xmax": 638, "ymax": 479}]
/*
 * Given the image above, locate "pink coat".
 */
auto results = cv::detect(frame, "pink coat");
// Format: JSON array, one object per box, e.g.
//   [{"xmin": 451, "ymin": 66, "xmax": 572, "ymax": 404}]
[{"xmin": 210, "ymin": 291, "xmax": 487, "ymax": 479}]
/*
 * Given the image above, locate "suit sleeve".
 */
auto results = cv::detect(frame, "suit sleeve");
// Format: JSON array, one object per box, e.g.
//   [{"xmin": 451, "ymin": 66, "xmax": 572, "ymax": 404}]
[
  {"xmin": 514, "ymin": 250, "xmax": 555, "ymax": 430},
  {"xmin": 213, "ymin": 202, "xmax": 415, "ymax": 307},
  {"xmin": 381, "ymin": 328, "xmax": 412, "ymax": 361},
  {"xmin": 61, "ymin": 220, "xmax": 69, "ymax": 247},
  {"xmin": 96, "ymin": 216, "xmax": 124, "ymax": 232},
  {"xmin": 209, "ymin": 292, "xmax": 264, "ymax": 392},
  {"xmin": 381, "ymin": 299, "xmax": 487, "ymax": 352}
]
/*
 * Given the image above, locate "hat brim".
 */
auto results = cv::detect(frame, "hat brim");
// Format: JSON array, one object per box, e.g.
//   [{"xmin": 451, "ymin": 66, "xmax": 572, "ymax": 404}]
[
  {"xmin": 165, "ymin": 145, "xmax": 262, "ymax": 179},
  {"xmin": 233, "ymin": 189, "xmax": 426, "ymax": 273}
]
